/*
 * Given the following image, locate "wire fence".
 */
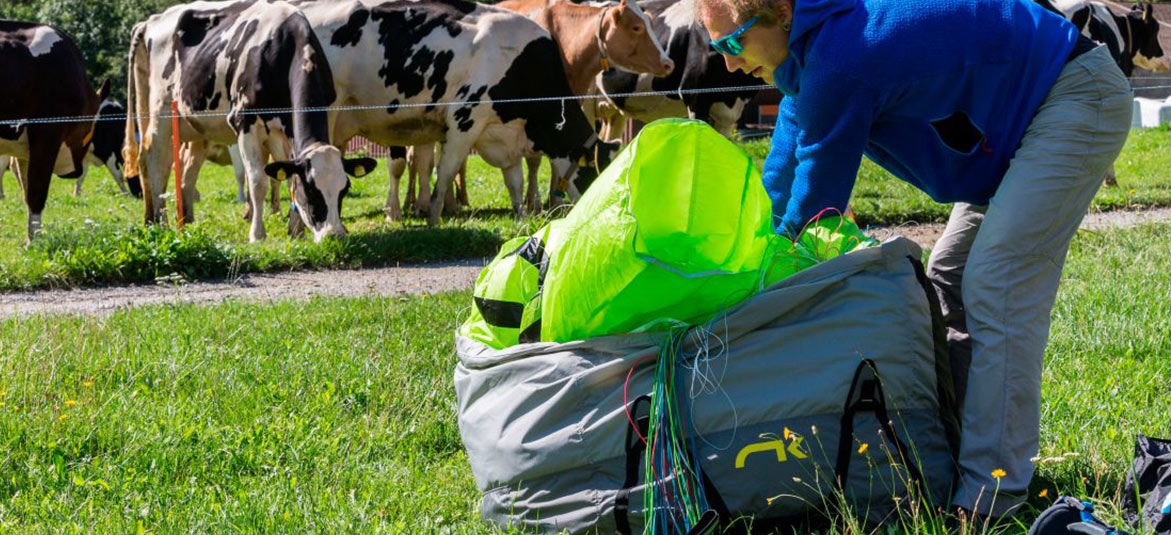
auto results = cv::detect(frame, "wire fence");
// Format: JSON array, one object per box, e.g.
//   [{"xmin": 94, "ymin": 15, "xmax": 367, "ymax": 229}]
[
  {"xmin": 4, "ymin": 76, "xmax": 1171, "ymax": 131},
  {"xmin": 0, "ymin": 84, "xmax": 776, "ymax": 128}
]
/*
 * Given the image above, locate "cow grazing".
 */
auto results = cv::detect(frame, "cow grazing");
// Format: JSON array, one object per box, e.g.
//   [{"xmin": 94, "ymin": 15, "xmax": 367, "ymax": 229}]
[
  {"xmin": 392, "ymin": 0, "xmax": 663, "ymax": 217},
  {"xmin": 296, "ymin": 0, "xmax": 609, "ymax": 226},
  {"xmin": 0, "ymin": 21, "xmax": 110, "ymax": 241},
  {"xmin": 593, "ymin": 0, "xmax": 761, "ymax": 140},
  {"xmin": 1040, "ymin": 0, "xmax": 1170, "ymax": 76},
  {"xmin": 123, "ymin": 0, "xmax": 376, "ymax": 242},
  {"xmin": 74, "ymin": 100, "xmax": 143, "ymax": 198},
  {"xmin": 485, "ymin": 0, "xmax": 668, "ymax": 210}
]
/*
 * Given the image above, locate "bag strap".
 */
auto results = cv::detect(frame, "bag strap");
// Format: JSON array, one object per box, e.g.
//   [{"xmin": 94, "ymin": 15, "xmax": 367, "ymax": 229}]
[
  {"xmin": 835, "ymin": 359, "xmax": 925, "ymax": 490},
  {"xmin": 907, "ymin": 255, "xmax": 962, "ymax": 459},
  {"xmin": 614, "ymin": 401, "xmax": 731, "ymax": 535},
  {"xmin": 615, "ymin": 394, "xmax": 651, "ymax": 535}
]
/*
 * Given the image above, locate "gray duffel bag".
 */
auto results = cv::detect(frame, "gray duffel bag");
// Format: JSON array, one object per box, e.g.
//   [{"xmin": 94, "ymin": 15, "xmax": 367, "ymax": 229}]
[{"xmin": 454, "ymin": 237, "xmax": 961, "ymax": 534}]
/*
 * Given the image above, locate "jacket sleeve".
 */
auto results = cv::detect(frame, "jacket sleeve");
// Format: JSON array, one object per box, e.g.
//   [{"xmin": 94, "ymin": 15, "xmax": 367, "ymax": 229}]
[{"xmin": 761, "ymin": 74, "xmax": 879, "ymax": 237}]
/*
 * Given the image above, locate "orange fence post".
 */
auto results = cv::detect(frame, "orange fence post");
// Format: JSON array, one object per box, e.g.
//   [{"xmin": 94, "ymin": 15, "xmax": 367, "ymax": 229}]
[{"xmin": 170, "ymin": 101, "xmax": 184, "ymax": 230}]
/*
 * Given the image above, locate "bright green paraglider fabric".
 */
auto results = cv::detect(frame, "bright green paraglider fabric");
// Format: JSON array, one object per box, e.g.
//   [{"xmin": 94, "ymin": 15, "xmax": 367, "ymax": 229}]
[{"xmin": 460, "ymin": 119, "xmax": 875, "ymax": 349}]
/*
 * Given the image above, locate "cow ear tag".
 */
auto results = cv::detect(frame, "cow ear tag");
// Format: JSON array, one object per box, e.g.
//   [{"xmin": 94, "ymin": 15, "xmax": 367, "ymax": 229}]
[
  {"xmin": 577, "ymin": 156, "xmax": 587, "ymax": 166},
  {"xmin": 355, "ymin": 165, "xmax": 365, "ymax": 176},
  {"xmin": 277, "ymin": 169, "xmax": 287, "ymax": 180}
]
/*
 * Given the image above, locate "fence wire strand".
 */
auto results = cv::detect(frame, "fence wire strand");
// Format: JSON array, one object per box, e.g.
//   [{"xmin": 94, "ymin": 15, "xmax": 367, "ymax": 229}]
[
  {"xmin": 0, "ymin": 84, "xmax": 776, "ymax": 128},
  {"xmin": 5, "ymin": 78, "xmax": 1171, "ymax": 129}
]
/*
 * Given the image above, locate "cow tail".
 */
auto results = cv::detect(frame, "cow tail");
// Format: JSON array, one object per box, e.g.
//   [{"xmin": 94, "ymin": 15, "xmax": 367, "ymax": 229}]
[{"xmin": 123, "ymin": 23, "xmax": 146, "ymax": 180}]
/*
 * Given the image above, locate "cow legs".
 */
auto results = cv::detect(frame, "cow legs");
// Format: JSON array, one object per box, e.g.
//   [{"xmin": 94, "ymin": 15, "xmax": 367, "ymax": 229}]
[
  {"xmin": 502, "ymin": 162, "xmax": 526, "ymax": 219},
  {"xmin": 384, "ymin": 150, "xmax": 408, "ymax": 222},
  {"xmin": 229, "ymin": 145, "xmax": 247, "ymax": 203},
  {"xmin": 429, "ymin": 140, "xmax": 472, "ymax": 226},
  {"xmin": 238, "ymin": 135, "xmax": 271, "ymax": 242},
  {"xmin": 402, "ymin": 147, "xmax": 418, "ymax": 214},
  {"xmin": 407, "ymin": 144, "xmax": 435, "ymax": 216},
  {"xmin": 0, "ymin": 156, "xmax": 7, "ymax": 200},
  {"xmin": 179, "ymin": 140, "xmax": 206, "ymax": 225},
  {"xmin": 455, "ymin": 158, "xmax": 469, "ymax": 208},
  {"xmin": 23, "ymin": 132, "xmax": 61, "ymax": 242},
  {"xmin": 141, "ymin": 118, "xmax": 173, "ymax": 225},
  {"xmin": 268, "ymin": 176, "xmax": 281, "ymax": 216},
  {"xmin": 13, "ymin": 158, "xmax": 27, "ymax": 195},
  {"xmin": 523, "ymin": 154, "xmax": 542, "ymax": 213}
]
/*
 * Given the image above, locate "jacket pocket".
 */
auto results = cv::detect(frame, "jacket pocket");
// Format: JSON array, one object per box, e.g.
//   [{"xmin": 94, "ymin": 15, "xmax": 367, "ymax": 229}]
[{"xmin": 929, "ymin": 111, "xmax": 984, "ymax": 154}]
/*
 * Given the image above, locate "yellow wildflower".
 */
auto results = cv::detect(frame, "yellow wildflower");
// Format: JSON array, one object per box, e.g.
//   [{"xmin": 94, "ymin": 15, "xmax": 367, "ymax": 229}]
[
  {"xmin": 784, "ymin": 427, "xmax": 792, "ymax": 440},
  {"xmin": 991, "ymin": 469, "xmax": 1006, "ymax": 479},
  {"xmin": 858, "ymin": 443, "xmax": 869, "ymax": 454},
  {"xmin": 64, "ymin": 400, "xmax": 77, "ymax": 407},
  {"xmin": 83, "ymin": 381, "xmax": 93, "ymax": 388},
  {"xmin": 1039, "ymin": 489, "xmax": 1049, "ymax": 498}
]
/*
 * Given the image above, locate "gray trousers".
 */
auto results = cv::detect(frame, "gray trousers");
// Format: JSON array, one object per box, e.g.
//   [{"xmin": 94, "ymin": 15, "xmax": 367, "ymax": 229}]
[{"xmin": 929, "ymin": 45, "xmax": 1132, "ymax": 517}]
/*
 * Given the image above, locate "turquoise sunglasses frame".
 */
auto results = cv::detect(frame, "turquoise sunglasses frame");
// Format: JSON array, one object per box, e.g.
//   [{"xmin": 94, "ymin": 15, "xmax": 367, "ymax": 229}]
[{"xmin": 709, "ymin": 15, "xmax": 759, "ymax": 56}]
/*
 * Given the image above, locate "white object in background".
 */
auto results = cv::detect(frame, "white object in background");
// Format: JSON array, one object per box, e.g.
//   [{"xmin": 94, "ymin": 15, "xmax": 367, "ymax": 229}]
[{"xmin": 1132, "ymin": 97, "xmax": 1171, "ymax": 128}]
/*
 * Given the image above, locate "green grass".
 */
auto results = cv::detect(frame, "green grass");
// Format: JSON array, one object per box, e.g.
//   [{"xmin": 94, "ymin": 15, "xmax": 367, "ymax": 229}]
[
  {"xmin": 0, "ymin": 156, "xmax": 545, "ymax": 291},
  {"xmin": 0, "ymin": 221, "xmax": 1168, "ymax": 534},
  {"xmin": 1, "ymin": 127, "xmax": 1169, "ymax": 290}
]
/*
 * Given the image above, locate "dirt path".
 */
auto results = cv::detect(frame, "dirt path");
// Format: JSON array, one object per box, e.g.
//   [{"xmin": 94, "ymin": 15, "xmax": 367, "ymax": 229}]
[{"xmin": 2, "ymin": 207, "xmax": 1168, "ymax": 318}]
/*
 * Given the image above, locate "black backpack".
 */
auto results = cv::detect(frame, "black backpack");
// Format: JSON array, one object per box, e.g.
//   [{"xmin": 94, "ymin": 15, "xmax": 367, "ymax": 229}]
[
  {"xmin": 1028, "ymin": 497, "xmax": 1131, "ymax": 535},
  {"xmin": 1122, "ymin": 435, "xmax": 1171, "ymax": 535}
]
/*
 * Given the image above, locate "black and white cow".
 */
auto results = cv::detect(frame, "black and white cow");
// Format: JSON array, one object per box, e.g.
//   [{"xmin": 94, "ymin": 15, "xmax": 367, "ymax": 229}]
[
  {"xmin": 1040, "ymin": 0, "xmax": 1171, "ymax": 76},
  {"xmin": 593, "ymin": 0, "xmax": 761, "ymax": 140},
  {"xmin": 76, "ymin": 100, "xmax": 143, "ymax": 197},
  {"xmin": 123, "ymin": 0, "xmax": 376, "ymax": 242},
  {"xmin": 0, "ymin": 21, "xmax": 110, "ymax": 241},
  {"xmin": 295, "ymin": 0, "xmax": 610, "ymax": 226}
]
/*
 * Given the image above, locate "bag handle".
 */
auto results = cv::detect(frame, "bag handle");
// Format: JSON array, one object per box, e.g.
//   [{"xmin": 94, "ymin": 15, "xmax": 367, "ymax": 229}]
[{"xmin": 835, "ymin": 360, "xmax": 925, "ymax": 491}]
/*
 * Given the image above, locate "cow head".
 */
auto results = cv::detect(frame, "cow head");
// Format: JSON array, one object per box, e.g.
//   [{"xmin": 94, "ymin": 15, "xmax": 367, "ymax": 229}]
[
  {"xmin": 264, "ymin": 144, "xmax": 376, "ymax": 242},
  {"xmin": 603, "ymin": 0, "xmax": 674, "ymax": 77},
  {"xmin": 548, "ymin": 136, "xmax": 621, "ymax": 205},
  {"xmin": 59, "ymin": 78, "xmax": 111, "ymax": 179},
  {"xmin": 1128, "ymin": 3, "xmax": 1171, "ymax": 72}
]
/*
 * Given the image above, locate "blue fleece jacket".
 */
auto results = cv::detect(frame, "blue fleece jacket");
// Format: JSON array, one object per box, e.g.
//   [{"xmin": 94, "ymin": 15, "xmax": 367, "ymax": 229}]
[{"xmin": 764, "ymin": 0, "xmax": 1079, "ymax": 235}]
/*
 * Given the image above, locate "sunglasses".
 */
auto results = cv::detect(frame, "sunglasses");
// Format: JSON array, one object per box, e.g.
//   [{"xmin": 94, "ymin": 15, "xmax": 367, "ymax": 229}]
[{"xmin": 710, "ymin": 15, "xmax": 759, "ymax": 56}]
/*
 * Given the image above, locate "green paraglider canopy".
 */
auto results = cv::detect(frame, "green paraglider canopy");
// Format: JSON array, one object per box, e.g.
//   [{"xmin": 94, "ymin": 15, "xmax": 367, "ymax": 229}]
[{"xmin": 461, "ymin": 119, "xmax": 874, "ymax": 349}]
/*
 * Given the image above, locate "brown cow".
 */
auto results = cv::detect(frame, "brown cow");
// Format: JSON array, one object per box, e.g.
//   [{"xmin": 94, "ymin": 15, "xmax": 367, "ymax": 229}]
[{"xmin": 0, "ymin": 21, "xmax": 109, "ymax": 241}]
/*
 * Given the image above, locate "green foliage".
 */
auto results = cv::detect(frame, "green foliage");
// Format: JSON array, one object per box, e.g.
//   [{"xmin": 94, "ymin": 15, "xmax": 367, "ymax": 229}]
[{"xmin": 11, "ymin": 0, "xmax": 185, "ymax": 100}]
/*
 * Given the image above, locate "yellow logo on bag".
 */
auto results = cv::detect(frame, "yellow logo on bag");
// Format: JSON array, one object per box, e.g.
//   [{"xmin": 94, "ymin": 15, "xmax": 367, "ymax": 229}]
[{"xmin": 735, "ymin": 436, "xmax": 809, "ymax": 468}]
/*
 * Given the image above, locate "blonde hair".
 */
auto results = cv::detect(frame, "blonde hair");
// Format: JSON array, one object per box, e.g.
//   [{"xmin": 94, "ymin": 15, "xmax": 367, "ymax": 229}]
[{"xmin": 695, "ymin": 0, "xmax": 787, "ymax": 26}]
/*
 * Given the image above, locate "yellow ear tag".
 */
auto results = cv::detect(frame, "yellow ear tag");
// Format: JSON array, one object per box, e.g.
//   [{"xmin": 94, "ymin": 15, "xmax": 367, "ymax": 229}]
[
  {"xmin": 601, "ymin": 57, "xmax": 611, "ymax": 71},
  {"xmin": 355, "ymin": 165, "xmax": 365, "ymax": 176},
  {"xmin": 82, "ymin": 129, "xmax": 94, "ymax": 146},
  {"xmin": 277, "ymin": 169, "xmax": 287, "ymax": 180},
  {"xmin": 578, "ymin": 156, "xmax": 587, "ymax": 166}
]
